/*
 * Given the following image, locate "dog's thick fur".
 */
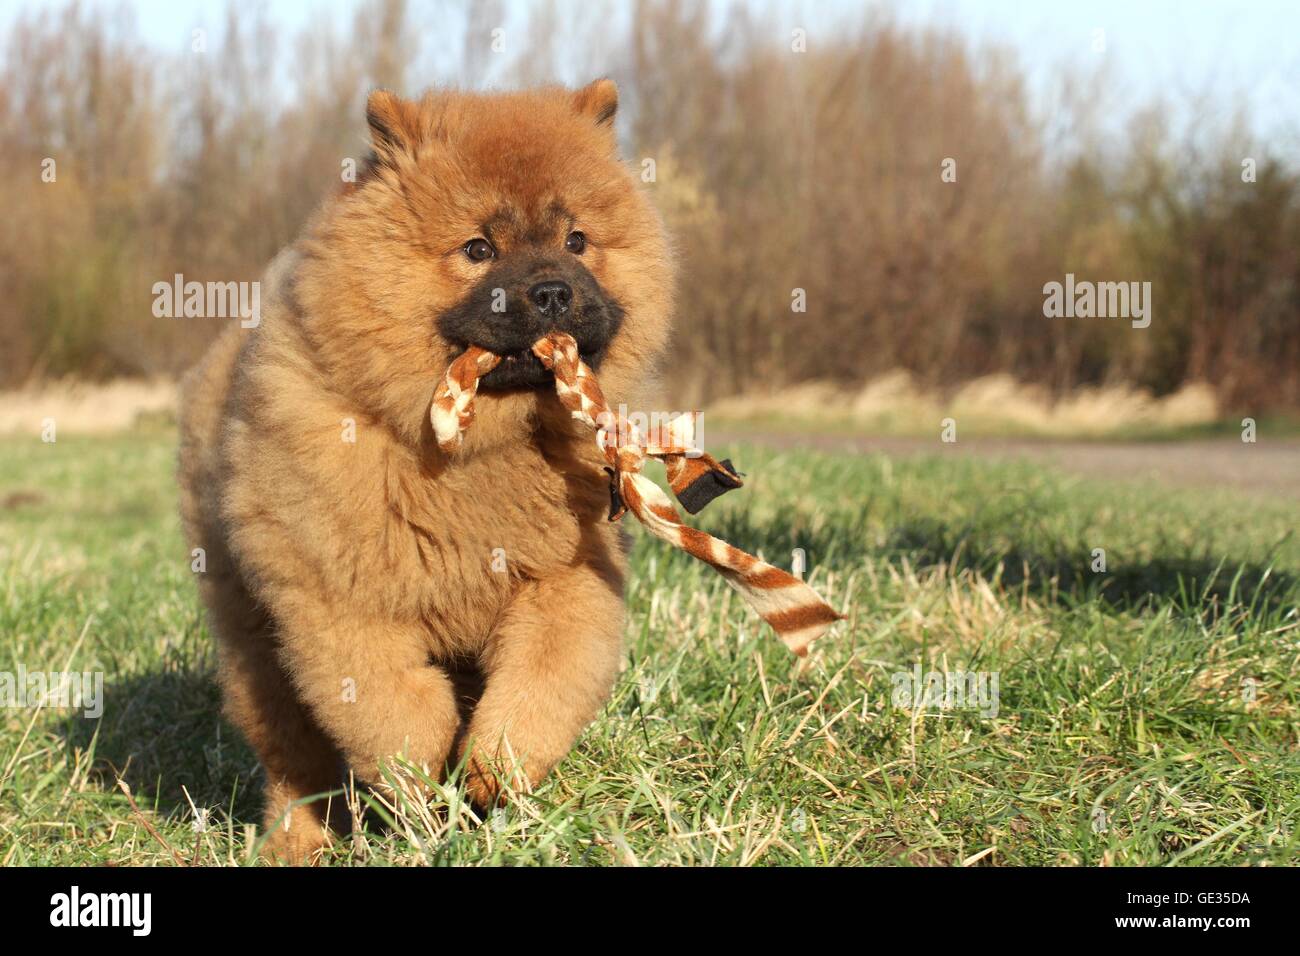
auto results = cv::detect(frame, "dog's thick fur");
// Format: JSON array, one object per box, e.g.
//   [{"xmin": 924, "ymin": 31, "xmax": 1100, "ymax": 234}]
[{"xmin": 177, "ymin": 81, "xmax": 671, "ymax": 862}]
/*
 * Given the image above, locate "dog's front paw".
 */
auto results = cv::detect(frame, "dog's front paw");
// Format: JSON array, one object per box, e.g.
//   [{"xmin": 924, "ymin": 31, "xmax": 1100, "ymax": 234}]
[
  {"xmin": 260, "ymin": 807, "xmax": 333, "ymax": 865},
  {"xmin": 456, "ymin": 736, "xmax": 536, "ymax": 812}
]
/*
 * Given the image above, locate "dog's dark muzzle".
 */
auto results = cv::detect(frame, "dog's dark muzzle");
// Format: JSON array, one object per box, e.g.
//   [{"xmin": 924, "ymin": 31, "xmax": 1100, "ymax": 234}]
[{"xmin": 437, "ymin": 262, "xmax": 624, "ymax": 390}]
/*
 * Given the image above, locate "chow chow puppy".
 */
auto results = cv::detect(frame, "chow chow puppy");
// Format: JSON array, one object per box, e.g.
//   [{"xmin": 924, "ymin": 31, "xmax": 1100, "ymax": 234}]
[{"xmin": 177, "ymin": 80, "xmax": 671, "ymax": 862}]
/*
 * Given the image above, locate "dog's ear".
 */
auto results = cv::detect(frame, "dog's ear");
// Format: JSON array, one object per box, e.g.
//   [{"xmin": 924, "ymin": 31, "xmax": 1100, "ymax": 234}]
[
  {"xmin": 571, "ymin": 78, "xmax": 619, "ymax": 129},
  {"xmin": 366, "ymin": 89, "xmax": 422, "ymax": 164}
]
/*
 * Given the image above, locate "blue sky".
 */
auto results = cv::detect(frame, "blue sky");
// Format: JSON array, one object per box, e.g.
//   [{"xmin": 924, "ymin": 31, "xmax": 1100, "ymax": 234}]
[
  {"xmin": 3, "ymin": 0, "xmax": 1296, "ymax": 138},
  {"xmin": 894, "ymin": 0, "xmax": 1298, "ymax": 137}
]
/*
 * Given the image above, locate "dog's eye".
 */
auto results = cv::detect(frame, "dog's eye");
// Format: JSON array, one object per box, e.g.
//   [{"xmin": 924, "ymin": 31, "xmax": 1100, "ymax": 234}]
[
  {"xmin": 565, "ymin": 231, "xmax": 586, "ymax": 255},
  {"xmin": 464, "ymin": 238, "xmax": 496, "ymax": 262}
]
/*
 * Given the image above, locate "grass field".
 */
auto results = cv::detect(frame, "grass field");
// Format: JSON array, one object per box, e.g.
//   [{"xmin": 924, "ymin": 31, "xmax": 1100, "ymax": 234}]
[{"xmin": 1, "ymin": 426, "xmax": 1297, "ymax": 866}]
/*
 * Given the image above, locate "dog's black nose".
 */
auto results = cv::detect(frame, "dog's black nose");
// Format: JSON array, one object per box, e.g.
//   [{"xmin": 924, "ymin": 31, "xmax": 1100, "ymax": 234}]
[{"xmin": 528, "ymin": 280, "xmax": 572, "ymax": 318}]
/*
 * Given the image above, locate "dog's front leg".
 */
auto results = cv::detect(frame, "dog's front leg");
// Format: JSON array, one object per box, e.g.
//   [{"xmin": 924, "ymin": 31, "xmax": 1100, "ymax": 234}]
[
  {"xmin": 460, "ymin": 558, "xmax": 625, "ymax": 807},
  {"xmin": 270, "ymin": 598, "xmax": 463, "ymax": 787}
]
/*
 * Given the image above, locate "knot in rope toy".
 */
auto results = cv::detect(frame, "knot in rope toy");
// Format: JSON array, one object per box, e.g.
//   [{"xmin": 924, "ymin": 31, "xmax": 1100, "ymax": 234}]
[{"xmin": 432, "ymin": 332, "xmax": 842, "ymax": 656}]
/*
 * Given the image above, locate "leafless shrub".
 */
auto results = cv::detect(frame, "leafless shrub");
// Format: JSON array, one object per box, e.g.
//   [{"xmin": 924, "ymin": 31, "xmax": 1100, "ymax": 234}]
[{"xmin": 1, "ymin": 0, "xmax": 1295, "ymax": 410}]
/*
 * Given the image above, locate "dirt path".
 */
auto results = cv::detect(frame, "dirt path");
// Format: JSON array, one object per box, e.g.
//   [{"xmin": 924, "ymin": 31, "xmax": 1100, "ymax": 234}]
[{"xmin": 710, "ymin": 429, "xmax": 1300, "ymax": 500}]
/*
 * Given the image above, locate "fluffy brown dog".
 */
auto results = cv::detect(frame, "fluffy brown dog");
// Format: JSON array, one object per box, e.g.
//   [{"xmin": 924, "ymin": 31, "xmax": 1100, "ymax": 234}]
[{"xmin": 177, "ymin": 80, "xmax": 671, "ymax": 862}]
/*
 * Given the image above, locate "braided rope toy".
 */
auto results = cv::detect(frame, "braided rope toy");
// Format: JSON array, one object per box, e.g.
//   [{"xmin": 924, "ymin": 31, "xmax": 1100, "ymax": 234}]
[{"xmin": 432, "ymin": 332, "xmax": 843, "ymax": 656}]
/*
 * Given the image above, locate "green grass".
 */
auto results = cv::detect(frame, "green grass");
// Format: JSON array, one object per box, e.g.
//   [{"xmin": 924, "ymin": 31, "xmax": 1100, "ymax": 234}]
[{"xmin": 1, "ymin": 426, "xmax": 1298, "ymax": 866}]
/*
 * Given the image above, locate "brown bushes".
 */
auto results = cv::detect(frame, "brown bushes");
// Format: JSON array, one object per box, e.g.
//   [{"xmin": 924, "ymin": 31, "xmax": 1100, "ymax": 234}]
[{"xmin": 1, "ymin": 0, "xmax": 1295, "ymax": 409}]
